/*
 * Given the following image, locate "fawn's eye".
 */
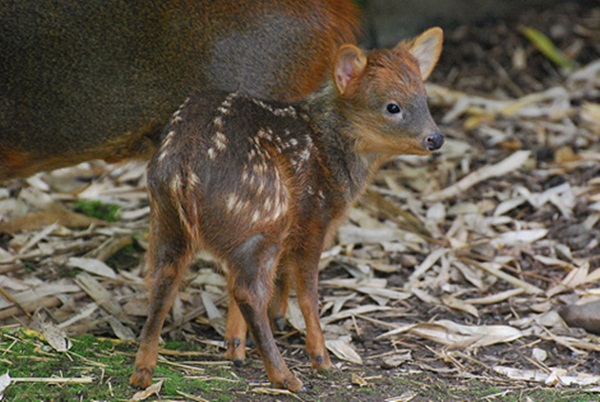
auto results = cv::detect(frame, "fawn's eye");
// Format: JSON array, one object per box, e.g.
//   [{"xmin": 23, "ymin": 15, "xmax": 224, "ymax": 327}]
[{"xmin": 386, "ymin": 103, "xmax": 402, "ymax": 115}]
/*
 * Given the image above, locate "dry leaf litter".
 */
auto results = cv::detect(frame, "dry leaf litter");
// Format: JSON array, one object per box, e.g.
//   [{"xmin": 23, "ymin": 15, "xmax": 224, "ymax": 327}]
[{"xmin": 0, "ymin": 2, "xmax": 599, "ymax": 395}]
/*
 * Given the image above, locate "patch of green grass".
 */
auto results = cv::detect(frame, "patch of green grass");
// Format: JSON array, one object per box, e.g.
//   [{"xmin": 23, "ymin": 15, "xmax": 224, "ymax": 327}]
[
  {"xmin": 73, "ymin": 199, "xmax": 121, "ymax": 222},
  {"xmin": 0, "ymin": 329, "xmax": 240, "ymax": 401},
  {"xmin": 2, "ymin": 329, "xmax": 599, "ymax": 402}
]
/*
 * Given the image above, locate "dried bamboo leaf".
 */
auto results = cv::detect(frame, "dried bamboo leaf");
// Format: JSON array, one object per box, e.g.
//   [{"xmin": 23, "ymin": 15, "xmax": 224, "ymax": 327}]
[
  {"xmin": 424, "ymin": 151, "xmax": 531, "ymax": 202},
  {"xmin": 465, "ymin": 288, "xmax": 524, "ymax": 305},
  {"xmin": 106, "ymin": 315, "xmax": 135, "ymax": 341},
  {"xmin": 441, "ymin": 296, "xmax": 479, "ymax": 317},
  {"xmin": 321, "ymin": 305, "xmax": 392, "ymax": 325},
  {"xmin": 381, "ymin": 351, "xmax": 412, "ymax": 369},
  {"xmin": 409, "ymin": 320, "xmax": 523, "ymax": 349},
  {"xmin": 40, "ymin": 321, "xmax": 71, "ymax": 352},
  {"xmin": 409, "ymin": 248, "xmax": 448, "ymax": 282},
  {"xmin": 490, "ymin": 228, "xmax": 548, "ymax": 247},
  {"xmin": 0, "ymin": 372, "xmax": 10, "ymax": 399},
  {"xmin": 67, "ymin": 257, "xmax": 117, "ymax": 279},
  {"xmin": 0, "ymin": 207, "xmax": 105, "ymax": 234},
  {"xmin": 18, "ymin": 223, "xmax": 59, "ymax": 254},
  {"xmin": 495, "ymin": 365, "xmax": 600, "ymax": 386},
  {"xmin": 285, "ymin": 297, "xmax": 305, "ymax": 332},
  {"xmin": 548, "ymin": 263, "xmax": 590, "ymax": 297},
  {"xmin": 411, "ymin": 288, "xmax": 440, "ymax": 305},
  {"xmin": 356, "ymin": 287, "xmax": 411, "ymax": 302},
  {"xmin": 461, "ymin": 258, "xmax": 543, "ymax": 294},
  {"xmin": 131, "ymin": 379, "xmax": 164, "ymax": 400},
  {"xmin": 74, "ymin": 272, "xmax": 121, "ymax": 316},
  {"xmin": 0, "ymin": 281, "xmax": 80, "ymax": 310},
  {"xmin": 532, "ymin": 347, "xmax": 548, "ymax": 362},
  {"xmin": 325, "ymin": 338, "xmax": 363, "ymax": 364},
  {"xmin": 350, "ymin": 372, "xmax": 370, "ymax": 387},
  {"xmin": 58, "ymin": 304, "xmax": 98, "ymax": 329}
]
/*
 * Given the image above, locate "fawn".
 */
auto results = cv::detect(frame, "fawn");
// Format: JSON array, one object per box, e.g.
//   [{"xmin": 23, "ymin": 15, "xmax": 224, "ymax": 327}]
[
  {"xmin": 0, "ymin": 0, "xmax": 359, "ymax": 180},
  {"xmin": 130, "ymin": 27, "xmax": 444, "ymax": 391}
]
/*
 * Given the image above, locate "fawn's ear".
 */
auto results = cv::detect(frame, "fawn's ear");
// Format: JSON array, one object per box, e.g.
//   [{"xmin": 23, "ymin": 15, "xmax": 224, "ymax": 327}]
[
  {"xmin": 403, "ymin": 27, "xmax": 443, "ymax": 80},
  {"xmin": 334, "ymin": 44, "xmax": 367, "ymax": 95}
]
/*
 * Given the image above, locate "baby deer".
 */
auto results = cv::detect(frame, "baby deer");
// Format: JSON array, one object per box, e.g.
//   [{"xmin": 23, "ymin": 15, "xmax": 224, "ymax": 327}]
[{"xmin": 130, "ymin": 27, "xmax": 444, "ymax": 391}]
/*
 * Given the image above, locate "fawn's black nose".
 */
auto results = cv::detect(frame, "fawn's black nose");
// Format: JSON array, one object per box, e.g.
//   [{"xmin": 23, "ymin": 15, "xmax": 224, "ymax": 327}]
[{"xmin": 425, "ymin": 132, "xmax": 444, "ymax": 151}]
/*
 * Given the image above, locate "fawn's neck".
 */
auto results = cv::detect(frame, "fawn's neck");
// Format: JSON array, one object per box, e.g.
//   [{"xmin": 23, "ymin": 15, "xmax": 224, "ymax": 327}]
[{"xmin": 300, "ymin": 84, "xmax": 382, "ymax": 204}]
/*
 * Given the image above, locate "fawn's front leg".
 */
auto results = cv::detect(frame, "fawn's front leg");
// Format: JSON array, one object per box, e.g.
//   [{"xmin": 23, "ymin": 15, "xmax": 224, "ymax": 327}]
[
  {"xmin": 224, "ymin": 287, "xmax": 248, "ymax": 365},
  {"xmin": 130, "ymin": 218, "xmax": 193, "ymax": 388},
  {"xmin": 268, "ymin": 264, "xmax": 291, "ymax": 332},
  {"xmin": 227, "ymin": 234, "xmax": 303, "ymax": 391},
  {"xmin": 291, "ymin": 238, "xmax": 331, "ymax": 372}
]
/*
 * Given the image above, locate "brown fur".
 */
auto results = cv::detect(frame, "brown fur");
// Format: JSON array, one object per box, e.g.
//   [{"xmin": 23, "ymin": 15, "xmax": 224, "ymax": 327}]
[
  {"xmin": 130, "ymin": 28, "xmax": 444, "ymax": 391},
  {"xmin": 0, "ymin": 0, "xmax": 360, "ymax": 181}
]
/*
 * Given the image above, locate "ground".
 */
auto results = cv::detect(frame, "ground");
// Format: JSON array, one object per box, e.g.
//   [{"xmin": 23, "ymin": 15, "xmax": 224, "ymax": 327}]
[{"xmin": 0, "ymin": 2, "xmax": 599, "ymax": 401}]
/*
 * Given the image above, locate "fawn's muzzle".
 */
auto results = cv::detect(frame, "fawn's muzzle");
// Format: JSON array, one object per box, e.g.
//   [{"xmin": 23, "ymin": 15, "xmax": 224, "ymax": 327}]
[{"xmin": 425, "ymin": 132, "xmax": 444, "ymax": 151}]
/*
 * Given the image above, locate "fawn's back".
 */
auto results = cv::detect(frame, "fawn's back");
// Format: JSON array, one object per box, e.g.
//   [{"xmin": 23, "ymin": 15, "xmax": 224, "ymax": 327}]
[{"xmin": 149, "ymin": 92, "xmax": 338, "ymax": 253}]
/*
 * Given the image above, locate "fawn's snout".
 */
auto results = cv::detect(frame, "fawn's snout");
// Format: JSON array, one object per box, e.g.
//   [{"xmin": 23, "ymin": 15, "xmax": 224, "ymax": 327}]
[{"xmin": 425, "ymin": 132, "xmax": 444, "ymax": 151}]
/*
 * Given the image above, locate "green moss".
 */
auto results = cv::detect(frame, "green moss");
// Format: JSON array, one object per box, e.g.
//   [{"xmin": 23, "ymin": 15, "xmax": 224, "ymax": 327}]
[
  {"xmin": 104, "ymin": 243, "xmax": 141, "ymax": 270},
  {"xmin": 73, "ymin": 199, "xmax": 121, "ymax": 222}
]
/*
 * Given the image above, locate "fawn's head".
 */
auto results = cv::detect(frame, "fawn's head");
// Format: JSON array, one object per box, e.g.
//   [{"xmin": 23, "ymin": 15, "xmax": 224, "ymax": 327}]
[{"xmin": 334, "ymin": 27, "xmax": 444, "ymax": 155}]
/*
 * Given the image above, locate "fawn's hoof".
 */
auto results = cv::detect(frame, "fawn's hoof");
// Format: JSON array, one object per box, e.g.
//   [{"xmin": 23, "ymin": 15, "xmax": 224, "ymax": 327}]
[
  {"xmin": 312, "ymin": 353, "xmax": 332, "ymax": 373},
  {"xmin": 273, "ymin": 315, "xmax": 287, "ymax": 332},
  {"xmin": 274, "ymin": 374, "xmax": 303, "ymax": 392},
  {"xmin": 130, "ymin": 366, "xmax": 154, "ymax": 388},
  {"xmin": 224, "ymin": 337, "xmax": 246, "ymax": 365}
]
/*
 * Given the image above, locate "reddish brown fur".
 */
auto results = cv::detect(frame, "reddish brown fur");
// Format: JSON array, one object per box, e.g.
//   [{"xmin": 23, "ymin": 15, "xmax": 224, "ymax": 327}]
[
  {"xmin": 131, "ymin": 28, "xmax": 444, "ymax": 391},
  {"xmin": 0, "ymin": 0, "xmax": 360, "ymax": 181}
]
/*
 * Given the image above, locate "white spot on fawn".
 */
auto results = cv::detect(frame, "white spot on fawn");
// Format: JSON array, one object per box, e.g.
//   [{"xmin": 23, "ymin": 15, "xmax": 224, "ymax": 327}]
[
  {"xmin": 252, "ymin": 99, "xmax": 297, "ymax": 117},
  {"xmin": 217, "ymin": 92, "xmax": 239, "ymax": 115},
  {"xmin": 264, "ymin": 197, "xmax": 273, "ymax": 212},
  {"xmin": 214, "ymin": 116, "xmax": 224, "ymax": 130},
  {"xmin": 158, "ymin": 130, "xmax": 176, "ymax": 162},
  {"xmin": 256, "ymin": 180, "xmax": 265, "ymax": 195},
  {"xmin": 188, "ymin": 171, "xmax": 200, "ymax": 188},
  {"xmin": 226, "ymin": 193, "xmax": 238, "ymax": 212},
  {"xmin": 207, "ymin": 148, "xmax": 216, "ymax": 160},
  {"xmin": 213, "ymin": 132, "xmax": 228, "ymax": 151},
  {"xmin": 257, "ymin": 128, "xmax": 272, "ymax": 141},
  {"xmin": 305, "ymin": 134, "xmax": 313, "ymax": 148},
  {"xmin": 170, "ymin": 97, "xmax": 190, "ymax": 125},
  {"xmin": 253, "ymin": 163, "xmax": 268, "ymax": 175},
  {"xmin": 170, "ymin": 174, "xmax": 181, "ymax": 195},
  {"xmin": 299, "ymin": 149, "xmax": 311, "ymax": 162}
]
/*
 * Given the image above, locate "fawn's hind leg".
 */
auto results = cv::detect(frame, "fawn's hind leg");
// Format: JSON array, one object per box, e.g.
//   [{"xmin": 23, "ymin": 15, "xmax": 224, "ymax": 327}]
[
  {"xmin": 268, "ymin": 265, "xmax": 291, "ymax": 332},
  {"xmin": 130, "ymin": 216, "xmax": 194, "ymax": 388},
  {"xmin": 227, "ymin": 233, "xmax": 302, "ymax": 391},
  {"xmin": 225, "ymin": 257, "xmax": 290, "ymax": 365}
]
